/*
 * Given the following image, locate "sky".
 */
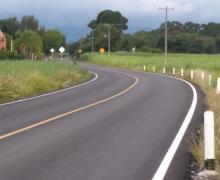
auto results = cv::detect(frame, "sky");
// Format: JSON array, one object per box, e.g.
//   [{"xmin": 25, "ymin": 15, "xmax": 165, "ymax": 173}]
[{"xmin": 0, "ymin": 0, "xmax": 220, "ymax": 42}]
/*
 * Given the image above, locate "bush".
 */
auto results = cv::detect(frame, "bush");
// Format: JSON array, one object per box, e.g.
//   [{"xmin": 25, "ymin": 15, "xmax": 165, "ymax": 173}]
[{"xmin": 0, "ymin": 51, "xmax": 24, "ymax": 60}]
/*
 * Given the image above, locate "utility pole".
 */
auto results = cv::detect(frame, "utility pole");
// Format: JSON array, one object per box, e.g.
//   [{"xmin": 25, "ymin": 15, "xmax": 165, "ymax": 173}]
[
  {"xmin": 105, "ymin": 23, "xmax": 123, "ymax": 55},
  {"xmin": 91, "ymin": 31, "xmax": 94, "ymax": 53},
  {"xmin": 107, "ymin": 24, "xmax": 111, "ymax": 55},
  {"xmin": 10, "ymin": 39, "xmax": 13, "ymax": 52},
  {"xmin": 80, "ymin": 35, "xmax": 83, "ymax": 50},
  {"xmin": 159, "ymin": 6, "xmax": 174, "ymax": 65}
]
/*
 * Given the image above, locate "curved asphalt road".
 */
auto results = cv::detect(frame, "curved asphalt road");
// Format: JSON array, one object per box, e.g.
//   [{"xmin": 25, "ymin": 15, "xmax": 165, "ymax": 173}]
[{"xmin": 0, "ymin": 63, "xmax": 203, "ymax": 180}]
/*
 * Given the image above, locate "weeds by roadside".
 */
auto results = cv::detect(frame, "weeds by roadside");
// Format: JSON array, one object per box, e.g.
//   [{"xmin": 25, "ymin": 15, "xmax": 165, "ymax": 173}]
[{"xmin": 0, "ymin": 60, "xmax": 90, "ymax": 103}]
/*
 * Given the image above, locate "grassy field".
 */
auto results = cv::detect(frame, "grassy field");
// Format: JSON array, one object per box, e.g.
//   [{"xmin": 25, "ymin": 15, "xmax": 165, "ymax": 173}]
[
  {"xmin": 82, "ymin": 52, "xmax": 220, "ymax": 177},
  {"xmin": 82, "ymin": 52, "xmax": 220, "ymax": 72},
  {"xmin": 0, "ymin": 60, "xmax": 90, "ymax": 103}
]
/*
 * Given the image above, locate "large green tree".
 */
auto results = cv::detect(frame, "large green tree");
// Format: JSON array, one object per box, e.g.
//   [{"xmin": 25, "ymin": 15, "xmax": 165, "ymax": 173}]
[
  {"xmin": 20, "ymin": 15, "xmax": 39, "ymax": 31},
  {"xmin": 200, "ymin": 22, "xmax": 220, "ymax": 37},
  {"xmin": 87, "ymin": 10, "xmax": 128, "ymax": 52},
  {"xmin": 0, "ymin": 17, "xmax": 19, "ymax": 37},
  {"xmin": 184, "ymin": 22, "xmax": 200, "ymax": 33},
  {"xmin": 92, "ymin": 24, "xmax": 121, "ymax": 51},
  {"xmin": 88, "ymin": 10, "xmax": 128, "ymax": 31},
  {"xmin": 43, "ymin": 29, "xmax": 65, "ymax": 54},
  {"xmin": 15, "ymin": 30, "xmax": 43, "ymax": 58}
]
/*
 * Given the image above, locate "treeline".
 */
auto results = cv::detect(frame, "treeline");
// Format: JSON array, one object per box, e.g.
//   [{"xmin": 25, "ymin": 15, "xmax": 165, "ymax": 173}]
[
  {"xmin": 121, "ymin": 21, "xmax": 220, "ymax": 54},
  {"xmin": 0, "ymin": 15, "xmax": 65, "ymax": 59},
  {"xmin": 71, "ymin": 10, "xmax": 220, "ymax": 54}
]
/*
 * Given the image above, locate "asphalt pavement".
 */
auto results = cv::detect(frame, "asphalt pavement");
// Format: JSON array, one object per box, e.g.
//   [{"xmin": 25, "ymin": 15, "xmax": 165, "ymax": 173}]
[{"xmin": 0, "ymin": 63, "xmax": 204, "ymax": 180}]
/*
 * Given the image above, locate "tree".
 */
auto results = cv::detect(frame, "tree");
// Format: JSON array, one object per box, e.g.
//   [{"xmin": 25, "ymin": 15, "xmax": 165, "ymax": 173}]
[
  {"xmin": 129, "ymin": 31, "xmax": 159, "ymax": 51},
  {"xmin": 92, "ymin": 24, "xmax": 121, "ymax": 51},
  {"xmin": 87, "ymin": 10, "xmax": 128, "ymax": 52},
  {"xmin": 15, "ymin": 30, "xmax": 43, "ymax": 58},
  {"xmin": 20, "ymin": 15, "xmax": 39, "ymax": 31},
  {"xmin": 167, "ymin": 34, "xmax": 190, "ymax": 53},
  {"xmin": 88, "ymin": 10, "xmax": 128, "ymax": 32},
  {"xmin": 43, "ymin": 29, "xmax": 65, "ymax": 54},
  {"xmin": 120, "ymin": 34, "xmax": 133, "ymax": 51},
  {"xmin": 215, "ymin": 34, "xmax": 220, "ymax": 53},
  {"xmin": 184, "ymin": 22, "xmax": 200, "ymax": 33},
  {"xmin": 200, "ymin": 22, "xmax": 220, "ymax": 37},
  {"xmin": 160, "ymin": 21, "xmax": 184, "ymax": 35},
  {"xmin": 0, "ymin": 17, "xmax": 19, "ymax": 37},
  {"xmin": 187, "ymin": 34, "xmax": 216, "ymax": 54}
]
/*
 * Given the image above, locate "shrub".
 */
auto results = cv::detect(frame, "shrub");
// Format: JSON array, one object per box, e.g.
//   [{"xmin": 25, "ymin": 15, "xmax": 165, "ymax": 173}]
[{"xmin": 0, "ymin": 51, "xmax": 24, "ymax": 60}]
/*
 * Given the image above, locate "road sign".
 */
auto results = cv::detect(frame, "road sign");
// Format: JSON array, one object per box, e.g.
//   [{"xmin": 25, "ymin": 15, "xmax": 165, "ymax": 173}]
[
  {"xmin": 50, "ymin": 48, "xmax": 55, "ymax": 53},
  {"xmin": 99, "ymin": 48, "xmax": 105, "ymax": 54},
  {"xmin": 78, "ymin": 49, "xmax": 82, "ymax": 54},
  {"xmin": 59, "ymin": 47, "xmax": 65, "ymax": 63},
  {"xmin": 59, "ymin": 47, "xmax": 65, "ymax": 53}
]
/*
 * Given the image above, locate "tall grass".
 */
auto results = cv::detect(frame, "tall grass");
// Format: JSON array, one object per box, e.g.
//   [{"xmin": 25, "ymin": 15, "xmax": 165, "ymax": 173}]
[
  {"xmin": 0, "ymin": 60, "xmax": 90, "ymax": 103},
  {"xmin": 83, "ymin": 52, "xmax": 220, "ymax": 176},
  {"xmin": 82, "ymin": 53, "xmax": 220, "ymax": 73}
]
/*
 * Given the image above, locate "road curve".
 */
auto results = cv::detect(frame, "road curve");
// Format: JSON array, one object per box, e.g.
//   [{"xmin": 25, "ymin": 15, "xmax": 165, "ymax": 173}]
[{"xmin": 0, "ymin": 63, "xmax": 203, "ymax": 180}]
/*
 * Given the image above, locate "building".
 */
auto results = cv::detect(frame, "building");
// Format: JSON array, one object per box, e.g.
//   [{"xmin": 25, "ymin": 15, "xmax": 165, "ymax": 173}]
[{"xmin": 0, "ymin": 30, "xmax": 6, "ymax": 51}]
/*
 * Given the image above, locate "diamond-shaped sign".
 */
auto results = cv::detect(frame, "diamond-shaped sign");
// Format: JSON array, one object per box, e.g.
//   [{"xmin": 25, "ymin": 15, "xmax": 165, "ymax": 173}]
[
  {"xmin": 50, "ymin": 48, "xmax": 55, "ymax": 53},
  {"xmin": 59, "ymin": 47, "xmax": 65, "ymax": 53}
]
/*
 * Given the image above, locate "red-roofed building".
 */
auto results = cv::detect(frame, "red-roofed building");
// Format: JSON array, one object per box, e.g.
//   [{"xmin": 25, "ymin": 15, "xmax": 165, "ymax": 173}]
[{"xmin": 0, "ymin": 30, "xmax": 6, "ymax": 51}]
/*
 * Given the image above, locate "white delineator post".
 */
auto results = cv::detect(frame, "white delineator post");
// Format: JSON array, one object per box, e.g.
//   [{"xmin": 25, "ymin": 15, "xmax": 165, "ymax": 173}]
[
  {"xmin": 191, "ymin": 70, "xmax": 194, "ymax": 80},
  {"xmin": 217, "ymin": 78, "xmax": 220, "ymax": 94},
  {"xmin": 153, "ymin": 66, "xmax": 155, "ymax": 73},
  {"xmin": 143, "ymin": 65, "xmax": 146, "ymax": 71},
  {"xmin": 173, "ymin": 68, "xmax": 175, "ymax": 75},
  {"xmin": 208, "ymin": 75, "xmax": 212, "ymax": 86},
  {"xmin": 181, "ymin": 68, "xmax": 184, "ymax": 77},
  {"xmin": 201, "ymin": 72, "xmax": 205, "ymax": 81},
  {"xmin": 204, "ymin": 111, "xmax": 215, "ymax": 170},
  {"xmin": 163, "ymin": 67, "xmax": 166, "ymax": 74}
]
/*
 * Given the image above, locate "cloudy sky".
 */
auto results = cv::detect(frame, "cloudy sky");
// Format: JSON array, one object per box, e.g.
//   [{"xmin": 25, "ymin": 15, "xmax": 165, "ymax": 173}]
[{"xmin": 0, "ymin": 0, "xmax": 219, "ymax": 42}]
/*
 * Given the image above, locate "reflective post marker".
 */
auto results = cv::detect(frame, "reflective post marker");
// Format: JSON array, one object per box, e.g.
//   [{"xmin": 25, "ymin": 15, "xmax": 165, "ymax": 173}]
[
  {"xmin": 173, "ymin": 68, "xmax": 175, "ymax": 75},
  {"xmin": 208, "ymin": 75, "xmax": 212, "ymax": 86},
  {"xmin": 204, "ymin": 111, "xmax": 215, "ymax": 170},
  {"xmin": 217, "ymin": 78, "xmax": 220, "ymax": 94},
  {"xmin": 201, "ymin": 72, "xmax": 204, "ymax": 81},
  {"xmin": 163, "ymin": 67, "xmax": 166, "ymax": 74},
  {"xmin": 153, "ymin": 66, "xmax": 155, "ymax": 73},
  {"xmin": 181, "ymin": 68, "xmax": 184, "ymax": 77},
  {"xmin": 191, "ymin": 70, "xmax": 194, "ymax": 80}
]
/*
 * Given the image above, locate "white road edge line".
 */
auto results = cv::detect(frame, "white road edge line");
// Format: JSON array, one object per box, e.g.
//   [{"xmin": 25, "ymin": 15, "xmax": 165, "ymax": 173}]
[
  {"xmin": 79, "ymin": 63, "xmax": 198, "ymax": 179},
  {"xmin": 80, "ymin": 63, "xmax": 198, "ymax": 180},
  {"xmin": 0, "ymin": 71, "xmax": 98, "ymax": 107},
  {"xmin": 152, "ymin": 74, "xmax": 198, "ymax": 180}
]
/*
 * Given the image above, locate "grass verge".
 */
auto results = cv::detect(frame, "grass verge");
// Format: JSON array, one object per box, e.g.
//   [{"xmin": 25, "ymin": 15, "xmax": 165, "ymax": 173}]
[
  {"xmin": 82, "ymin": 52, "xmax": 220, "ymax": 177},
  {"xmin": 0, "ymin": 60, "xmax": 91, "ymax": 103}
]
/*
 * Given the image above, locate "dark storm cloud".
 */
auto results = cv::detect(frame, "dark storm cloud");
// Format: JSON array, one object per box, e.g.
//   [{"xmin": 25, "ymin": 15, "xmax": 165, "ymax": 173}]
[{"xmin": 0, "ymin": 0, "xmax": 219, "ymax": 41}]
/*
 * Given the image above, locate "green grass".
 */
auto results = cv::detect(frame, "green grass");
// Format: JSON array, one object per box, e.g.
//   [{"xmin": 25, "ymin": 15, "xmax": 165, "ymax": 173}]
[
  {"xmin": 82, "ymin": 52, "xmax": 220, "ymax": 72},
  {"xmin": 0, "ymin": 60, "xmax": 91, "ymax": 103},
  {"xmin": 83, "ymin": 52, "xmax": 220, "ymax": 177}
]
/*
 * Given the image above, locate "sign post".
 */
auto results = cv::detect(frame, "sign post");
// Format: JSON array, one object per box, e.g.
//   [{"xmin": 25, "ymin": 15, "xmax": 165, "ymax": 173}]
[
  {"xmin": 59, "ymin": 47, "xmax": 65, "ymax": 63},
  {"xmin": 50, "ymin": 48, "xmax": 55, "ymax": 60}
]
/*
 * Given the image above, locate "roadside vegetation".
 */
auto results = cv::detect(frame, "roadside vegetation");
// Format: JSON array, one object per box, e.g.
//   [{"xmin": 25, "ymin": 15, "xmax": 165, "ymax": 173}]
[
  {"xmin": 82, "ymin": 52, "xmax": 220, "ymax": 177},
  {"xmin": 71, "ymin": 10, "xmax": 220, "ymax": 56},
  {"xmin": 0, "ymin": 60, "xmax": 90, "ymax": 103}
]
